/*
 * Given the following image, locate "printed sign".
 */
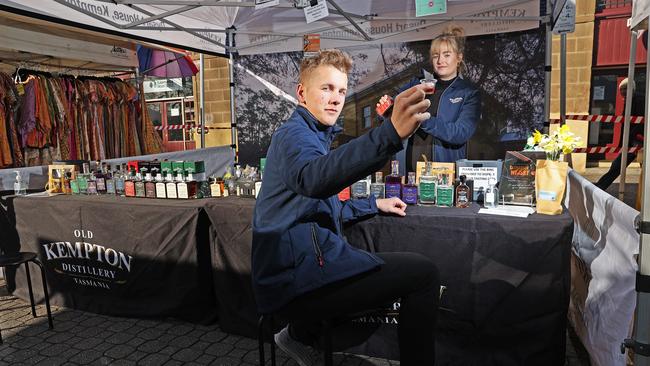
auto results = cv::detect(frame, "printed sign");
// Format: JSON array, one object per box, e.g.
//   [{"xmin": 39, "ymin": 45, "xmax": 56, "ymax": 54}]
[
  {"xmin": 458, "ymin": 166, "xmax": 499, "ymax": 193},
  {"xmin": 416, "ymin": 0, "xmax": 447, "ymax": 17},
  {"xmin": 593, "ymin": 86, "xmax": 605, "ymax": 101},
  {"xmin": 255, "ymin": 0, "xmax": 279, "ymax": 10},
  {"xmin": 143, "ymin": 78, "xmax": 183, "ymax": 93},
  {"xmin": 42, "ymin": 229, "xmax": 133, "ymax": 290},
  {"xmin": 552, "ymin": 0, "xmax": 576, "ymax": 34},
  {"xmin": 304, "ymin": 0, "xmax": 329, "ymax": 24}
]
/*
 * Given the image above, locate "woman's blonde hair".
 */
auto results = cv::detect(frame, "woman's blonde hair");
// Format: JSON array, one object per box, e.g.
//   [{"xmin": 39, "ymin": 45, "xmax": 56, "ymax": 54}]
[{"xmin": 430, "ymin": 25, "xmax": 466, "ymax": 73}]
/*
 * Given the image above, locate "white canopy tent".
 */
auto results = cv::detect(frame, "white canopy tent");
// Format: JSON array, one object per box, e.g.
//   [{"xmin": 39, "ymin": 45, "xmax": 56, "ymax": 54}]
[{"xmin": 0, "ymin": 0, "xmax": 541, "ymax": 56}]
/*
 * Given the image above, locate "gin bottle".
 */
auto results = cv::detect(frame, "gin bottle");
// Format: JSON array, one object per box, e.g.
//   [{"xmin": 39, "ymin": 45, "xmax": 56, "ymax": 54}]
[
  {"xmin": 165, "ymin": 171, "xmax": 178, "ymax": 199},
  {"xmin": 402, "ymin": 172, "xmax": 418, "ymax": 205},
  {"xmin": 115, "ymin": 165, "xmax": 126, "ymax": 196},
  {"xmin": 144, "ymin": 170, "xmax": 156, "ymax": 198},
  {"xmin": 177, "ymin": 170, "xmax": 189, "ymax": 199},
  {"xmin": 134, "ymin": 168, "xmax": 146, "ymax": 198},
  {"xmin": 369, "ymin": 172, "xmax": 385, "ymax": 199},
  {"xmin": 155, "ymin": 172, "xmax": 167, "ymax": 199},
  {"xmin": 418, "ymin": 162, "xmax": 436, "ymax": 205},
  {"xmin": 385, "ymin": 160, "xmax": 402, "ymax": 199},
  {"xmin": 351, "ymin": 175, "xmax": 371, "ymax": 199},
  {"xmin": 124, "ymin": 168, "xmax": 136, "ymax": 197}
]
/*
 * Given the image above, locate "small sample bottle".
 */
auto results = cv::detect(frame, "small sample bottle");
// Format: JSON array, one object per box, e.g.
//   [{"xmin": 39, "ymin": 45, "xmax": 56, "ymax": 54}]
[
  {"xmin": 402, "ymin": 172, "xmax": 418, "ymax": 205},
  {"xmin": 455, "ymin": 175, "xmax": 470, "ymax": 208},
  {"xmin": 484, "ymin": 179, "xmax": 499, "ymax": 209},
  {"xmin": 369, "ymin": 172, "xmax": 385, "ymax": 199}
]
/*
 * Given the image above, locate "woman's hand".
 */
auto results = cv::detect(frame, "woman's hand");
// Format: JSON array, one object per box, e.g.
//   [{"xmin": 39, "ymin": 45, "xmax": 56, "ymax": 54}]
[{"xmin": 376, "ymin": 197, "xmax": 407, "ymax": 217}]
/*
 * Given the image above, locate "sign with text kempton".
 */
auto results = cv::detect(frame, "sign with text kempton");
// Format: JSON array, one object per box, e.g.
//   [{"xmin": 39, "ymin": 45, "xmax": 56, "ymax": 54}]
[{"xmin": 11, "ymin": 195, "xmax": 217, "ymax": 323}]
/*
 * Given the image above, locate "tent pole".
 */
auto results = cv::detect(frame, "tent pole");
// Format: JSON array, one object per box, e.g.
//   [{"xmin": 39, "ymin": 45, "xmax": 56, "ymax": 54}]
[
  {"xmin": 135, "ymin": 67, "xmax": 147, "ymax": 154},
  {"xmin": 560, "ymin": 33, "xmax": 566, "ymax": 125},
  {"xmin": 619, "ymin": 31, "xmax": 637, "ymax": 200},
  {"xmin": 227, "ymin": 27, "xmax": 237, "ymax": 164},
  {"xmin": 200, "ymin": 53, "xmax": 205, "ymax": 149},
  {"xmin": 544, "ymin": 0, "xmax": 552, "ymax": 129},
  {"xmin": 630, "ymin": 18, "xmax": 650, "ymax": 366}
]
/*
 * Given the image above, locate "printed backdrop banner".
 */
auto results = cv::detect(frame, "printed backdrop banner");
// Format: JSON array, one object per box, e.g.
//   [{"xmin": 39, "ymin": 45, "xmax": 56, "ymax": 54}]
[
  {"xmin": 235, "ymin": 29, "xmax": 545, "ymax": 166},
  {"xmin": 11, "ymin": 195, "xmax": 217, "ymax": 324}
]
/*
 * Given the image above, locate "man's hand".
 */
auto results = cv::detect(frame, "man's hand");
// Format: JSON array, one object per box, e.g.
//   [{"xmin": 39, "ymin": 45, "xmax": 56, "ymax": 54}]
[
  {"xmin": 376, "ymin": 197, "xmax": 407, "ymax": 217},
  {"xmin": 390, "ymin": 83, "xmax": 434, "ymax": 139}
]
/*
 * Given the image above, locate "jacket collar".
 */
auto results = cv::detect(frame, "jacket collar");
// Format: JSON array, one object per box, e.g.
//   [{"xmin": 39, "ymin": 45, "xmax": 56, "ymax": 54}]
[{"xmin": 295, "ymin": 105, "xmax": 343, "ymax": 141}]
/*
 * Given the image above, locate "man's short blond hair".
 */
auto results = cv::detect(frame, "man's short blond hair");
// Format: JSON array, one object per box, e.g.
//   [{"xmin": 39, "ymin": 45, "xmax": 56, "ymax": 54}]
[{"xmin": 299, "ymin": 49, "xmax": 353, "ymax": 84}]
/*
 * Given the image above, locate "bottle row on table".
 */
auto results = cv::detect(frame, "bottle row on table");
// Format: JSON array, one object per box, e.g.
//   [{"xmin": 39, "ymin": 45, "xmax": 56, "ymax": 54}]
[{"xmin": 339, "ymin": 160, "xmax": 499, "ymax": 209}]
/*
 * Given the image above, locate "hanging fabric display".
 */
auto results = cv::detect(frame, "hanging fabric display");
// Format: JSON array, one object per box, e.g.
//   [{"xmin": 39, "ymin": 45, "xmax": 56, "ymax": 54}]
[{"xmin": 0, "ymin": 71, "xmax": 162, "ymax": 168}]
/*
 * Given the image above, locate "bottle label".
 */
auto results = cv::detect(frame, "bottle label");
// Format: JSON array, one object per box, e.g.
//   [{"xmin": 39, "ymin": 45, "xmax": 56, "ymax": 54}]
[
  {"xmin": 419, "ymin": 182, "xmax": 436, "ymax": 203},
  {"xmin": 125, "ymin": 181, "xmax": 136, "ymax": 197},
  {"xmin": 211, "ymin": 183, "xmax": 222, "ymax": 197},
  {"xmin": 96, "ymin": 178, "xmax": 106, "ymax": 191},
  {"xmin": 385, "ymin": 183, "xmax": 401, "ymax": 199},
  {"xmin": 177, "ymin": 183, "xmax": 189, "ymax": 199},
  {"xmin": 116, "ymin": 179, "xmax": 125, "ymax": 192},
  {"xmin": 106, "ymin": 179, "xmax": 116, "ymax": 194},
  {"xmin": 351, "ymin": 182, "xmax": 368, "ymax": 199},
  {"xmin": 156, "ymin": 183, "xmax": 167, "ymax": 198},
  {"xmin": 87, "ymin": 181, "xmax": 98, "ymax": 195},
  {"xmin": 166, "ymin": 183, "xmax": 178, "ymax": 199},
  {"xmin": 70, "ymin": 180, "xmax": 80, "ymax": 194},
  {"xmin": 402, "ymin": 186, "xmax": 418, "ymax": 204},
  {"xmin": 135, "ymin": 182, "xmax": 146, "ymax": 197},
  {"xmin": 437, "ymin": 187, "xmax": 453, "ymax": 207},
  {"xmin": 370, "ymin": 184, "xmax": 385, "ymax": 199},
  {"xmin": 145, "ymin": 183, "xmax": 156, "ymax": 198}
]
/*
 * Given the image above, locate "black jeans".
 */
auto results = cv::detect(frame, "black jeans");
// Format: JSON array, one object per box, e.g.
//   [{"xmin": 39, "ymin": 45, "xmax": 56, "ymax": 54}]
[
  {"xmin": 595, "ymin": 151, "xmax": 637, "ymax": 191},
  {"xmin": 276, "ymin": 252, "xmax": 440, "ymax": 366}
]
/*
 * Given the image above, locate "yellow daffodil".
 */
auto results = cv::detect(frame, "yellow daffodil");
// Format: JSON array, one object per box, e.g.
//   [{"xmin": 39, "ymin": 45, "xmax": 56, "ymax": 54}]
[{"xmin": 533, "ymin": 130, "xmax": 542, "ymax": 144}]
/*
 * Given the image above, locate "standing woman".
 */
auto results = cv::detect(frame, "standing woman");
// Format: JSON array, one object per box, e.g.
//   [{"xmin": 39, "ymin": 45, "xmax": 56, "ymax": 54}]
[{"xmin": 378, "ymin": 25, "xmax": 481, "ymax": 175}]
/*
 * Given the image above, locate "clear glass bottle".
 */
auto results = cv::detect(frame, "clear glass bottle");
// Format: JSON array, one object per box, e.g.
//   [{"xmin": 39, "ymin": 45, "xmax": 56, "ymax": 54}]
[
  {"xmin": 418, "ymin": 162, "xmax": 436, "ymax": 205},
  {"xmin": 385, "ymin": 160, "xmax": 402, "ymax": 199},
  {"xmin": 177, "ymin": 169, "xmax": 189, "ymax": 199},
  {"xmin": 455, "ymin": 175, "xmax": 470, "ymax": 208},
  {"xmin": 369, "ymin": 172, "xmax": 385, "ymax": 199},
  {"xmin": 13, "ymin": 170, "xmax": 27, "ymax": 195},
  {"xmin": 78, "ymin": 163, "xmax": 90, "ymax": 195},
  {"xmin": 436, "ymin": 170, "xmax": 454, "ymax": 207},
  {"xmin": 114, "ymin": 164, "xmax": 126, "ymax": 196},
  {"xmin": 484, "ymin": 178, "xmax": 499, "ymax": 209},
  {"xmin": 105, "ymin": 164, "xmax": 116, "ymax": 195},
  {"xmin": 144, "ymin": 170, "xmax": 156, "ymax": 198},
  {"xmin": 95, "ymin": 161, "xmax": 106, "ymax": 194},
  {"xmin": 402, "ymin": 172, "xmax": 418, "ymax": 205},
  {"xmin": 134, "ymin": 168, "xmax": 146, "ymax": 198},
  {"xmin": 351, "ymin": 175, "xmax": 371, "ymax": 199}
]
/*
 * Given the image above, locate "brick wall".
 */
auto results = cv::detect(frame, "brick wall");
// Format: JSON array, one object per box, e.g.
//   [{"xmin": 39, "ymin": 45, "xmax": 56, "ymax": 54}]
[{"xmin": 190, "ymin": 54, "xmax": 233, "ymax": 149}]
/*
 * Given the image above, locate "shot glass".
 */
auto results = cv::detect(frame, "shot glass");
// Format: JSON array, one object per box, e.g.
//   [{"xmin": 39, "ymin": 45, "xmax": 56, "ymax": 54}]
[{"xmin": 420, "ymin": 78, "xmax": 437, "ymax": 94}]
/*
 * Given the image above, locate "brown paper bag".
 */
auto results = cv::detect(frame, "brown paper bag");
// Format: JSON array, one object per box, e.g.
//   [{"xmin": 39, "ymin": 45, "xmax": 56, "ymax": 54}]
[{"xmin": 535, "ymin": 160, "xmax": 568, "ymax": 215}]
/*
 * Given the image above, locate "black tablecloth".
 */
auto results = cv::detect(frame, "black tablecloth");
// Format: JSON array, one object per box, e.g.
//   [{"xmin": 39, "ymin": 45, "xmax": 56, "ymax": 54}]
[
  {"xmin": 5, "ymin": 195, "xmax": 572, "ymax": 365},
  {"xmin": 8, "ymin": 194, "xmax": 218, "ymax": 324},
  {"xmin": 344, "ymin": 204, "xmax": 573, "ymax": 365}
]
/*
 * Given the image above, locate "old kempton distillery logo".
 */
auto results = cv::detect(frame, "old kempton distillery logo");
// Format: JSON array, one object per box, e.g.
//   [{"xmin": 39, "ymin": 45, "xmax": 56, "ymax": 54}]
[{"xmin": 42, "ymin": 229, "xmax": 133, "ymax": 290}]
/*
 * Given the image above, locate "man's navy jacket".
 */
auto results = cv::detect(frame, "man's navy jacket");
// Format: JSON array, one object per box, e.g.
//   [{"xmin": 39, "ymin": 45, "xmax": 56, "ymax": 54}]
[
  {"xmin": 394, "ymin": 74, "xmax": 480, "ymax": 175},
  {"xmin": 252, "ymin": 105, "xmax": 404, "ymax": 313}
]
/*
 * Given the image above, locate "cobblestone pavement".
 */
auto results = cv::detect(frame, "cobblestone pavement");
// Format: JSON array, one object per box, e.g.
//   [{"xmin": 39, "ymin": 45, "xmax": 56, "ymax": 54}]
[{"xmin": 0, "ymin": 287, "xmax": 400, "ymax": 366}]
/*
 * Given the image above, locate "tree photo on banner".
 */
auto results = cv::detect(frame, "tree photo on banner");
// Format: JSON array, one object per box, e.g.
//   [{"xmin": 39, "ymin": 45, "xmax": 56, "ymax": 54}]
[{"xmin": 234, "ymin": 28, "xmax": 545, "ymax": 166}]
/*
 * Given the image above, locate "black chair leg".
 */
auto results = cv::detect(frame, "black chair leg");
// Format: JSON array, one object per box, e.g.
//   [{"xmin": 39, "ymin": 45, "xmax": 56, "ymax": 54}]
[
  {"xmin": 322, "ymin": 320, "xmax": 333, "ymax": 366},
  {"xmin": 258, "ymin": 315, "xmax": 266, "ymax": 366},
  {"xmin": 24, "ymin": 262, "xmax": 36, "ymax": 317},
  {"xmin": 34, "ymin": 260, "xmax": 53, "ymax": 329}
]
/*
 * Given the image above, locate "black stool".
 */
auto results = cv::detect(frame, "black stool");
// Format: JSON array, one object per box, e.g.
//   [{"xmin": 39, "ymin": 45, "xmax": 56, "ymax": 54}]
[
  {"xmin": 0, "ymin": 252, "xmax": 54, "ymax": 343},
  {"xmin": 258, "ymin": 314, "xmax": 339, "ymax": 366}
]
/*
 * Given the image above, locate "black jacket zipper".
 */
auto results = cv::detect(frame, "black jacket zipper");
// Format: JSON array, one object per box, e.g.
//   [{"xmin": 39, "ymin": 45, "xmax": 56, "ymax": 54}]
[{"xmin": 310, "ymin": 223, "xmax": 324, "ymax": 267}]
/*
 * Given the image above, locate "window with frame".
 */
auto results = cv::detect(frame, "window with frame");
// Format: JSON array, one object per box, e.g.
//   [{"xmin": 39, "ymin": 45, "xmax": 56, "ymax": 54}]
[{"xmin": 362, "ymin": 106, "xmax": 372, "ymax": 129}]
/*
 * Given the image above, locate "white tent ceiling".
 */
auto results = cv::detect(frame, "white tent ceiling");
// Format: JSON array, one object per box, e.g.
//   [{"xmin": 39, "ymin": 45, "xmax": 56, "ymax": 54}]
[{"xmin": 0, "ymin": 0, "xmax": 542, "ymax": 56}]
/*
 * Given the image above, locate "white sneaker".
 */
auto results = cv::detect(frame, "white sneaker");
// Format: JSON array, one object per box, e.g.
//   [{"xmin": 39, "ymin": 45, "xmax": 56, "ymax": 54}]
[{"xmin": 274, "ymin": 325, "xmax": 323, "ymax": 366}]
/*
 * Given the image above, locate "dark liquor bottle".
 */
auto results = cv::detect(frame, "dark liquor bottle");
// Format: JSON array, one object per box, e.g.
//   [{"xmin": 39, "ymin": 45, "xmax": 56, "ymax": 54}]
[
  {"xmin": 385, "ymin": 160, "xmax": 402, "ymax": 199},
  {"xmin": 185, "ymin": 169, "xmax": 198, "ymax": 199},
  {"xmin": 455, "ymin": 175, "xmax": 470, "ymax": 208},
  {"xmin": 402, "ymin": 172, "xmax": 418, "ymax": 205},
  {"xmin": 144, "ymin": 170, "xmax": 156, "ymax": 198},
  {"xmin": 95, "ymin": 161, "xmax": 106, "ymax": 194}
]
